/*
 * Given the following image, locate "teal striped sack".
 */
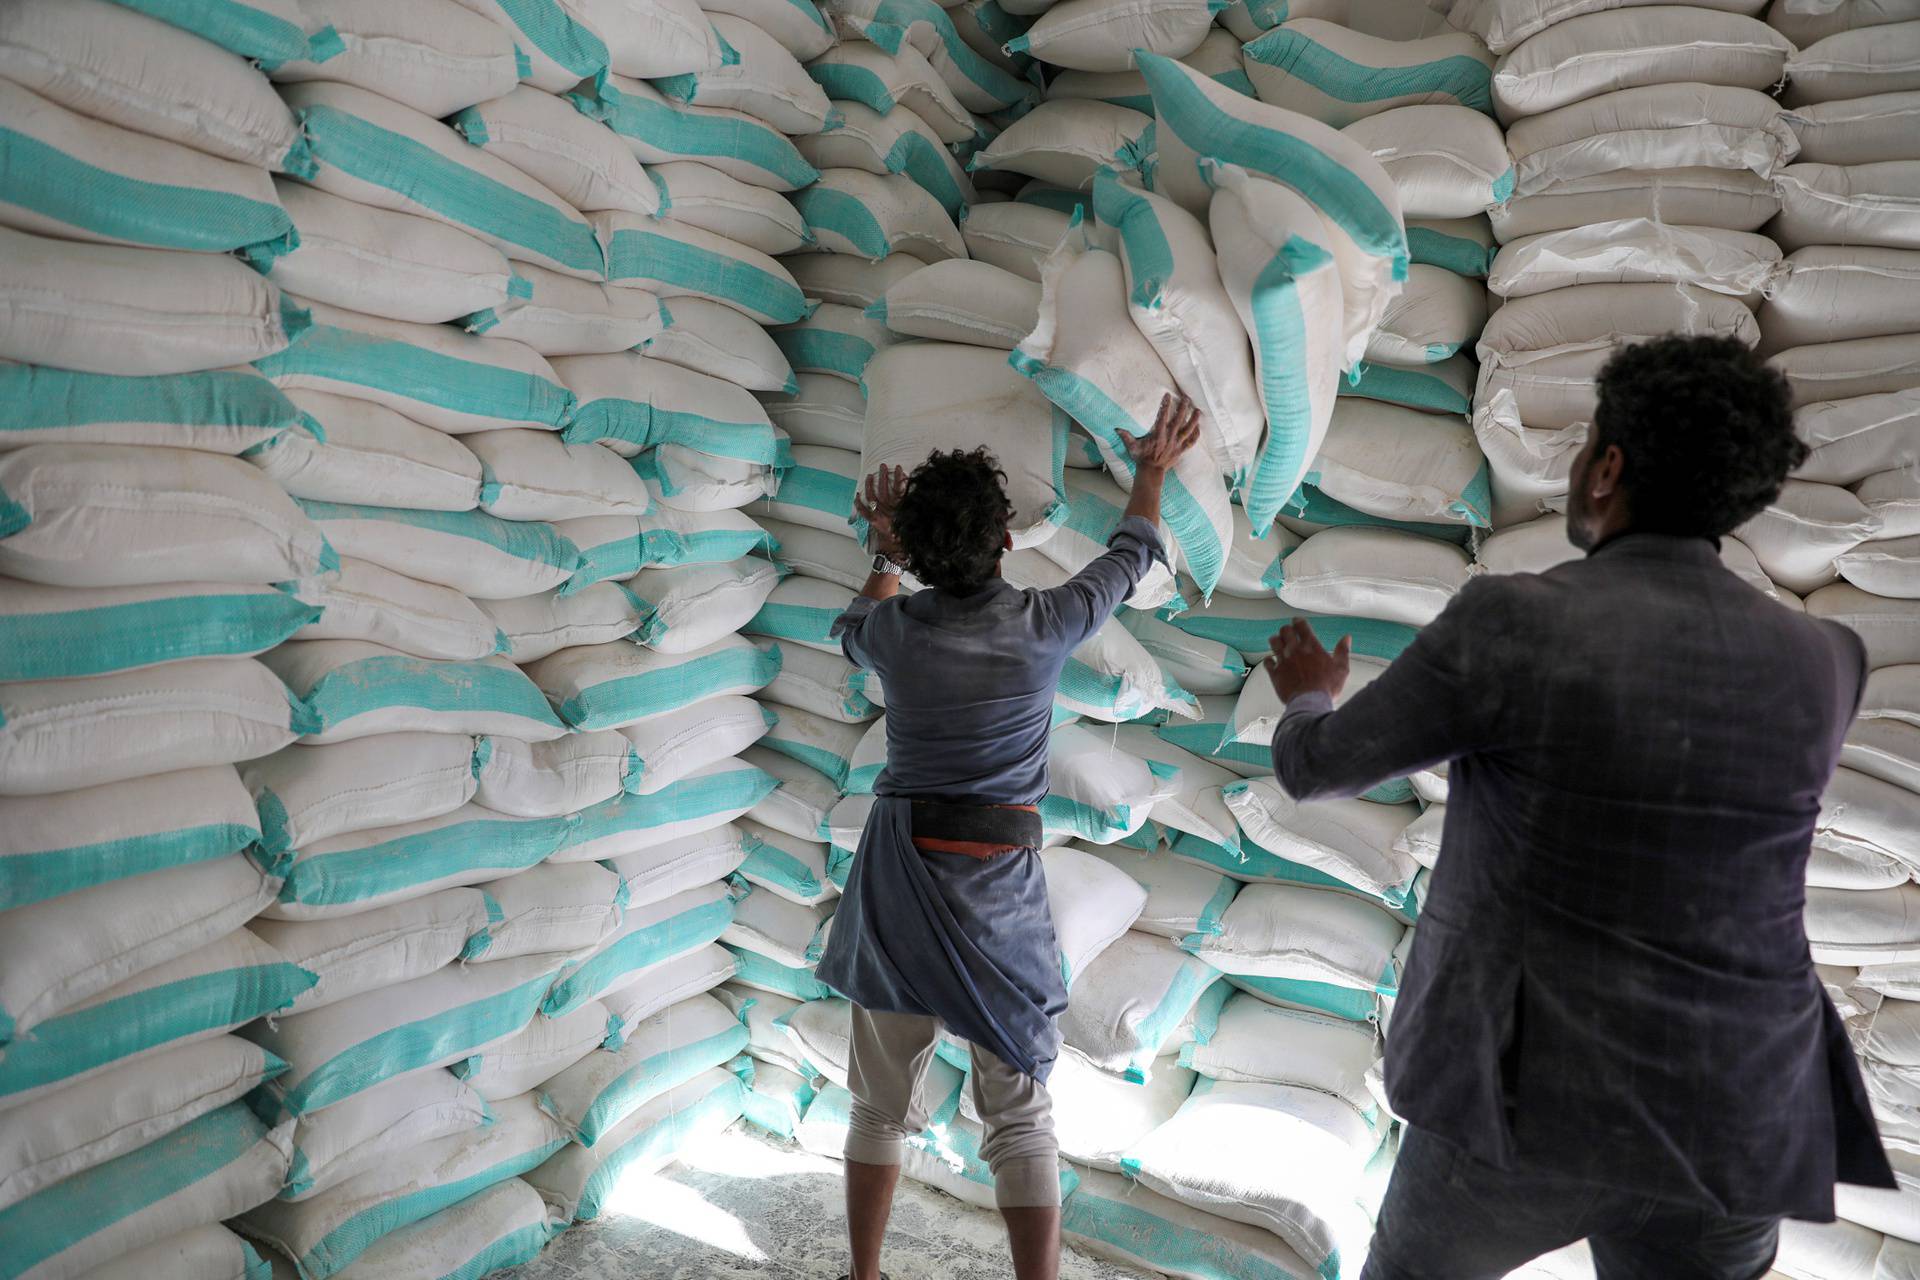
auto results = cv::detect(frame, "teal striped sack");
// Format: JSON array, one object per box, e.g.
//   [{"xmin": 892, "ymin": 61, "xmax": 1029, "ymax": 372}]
[
  {"xmin": 536, "ymin": 991, "xmax": 749, "ymax": 1146},
  {"xmin": 797, "ymin": 102, "xmax": 975, "ymax": 219},
  {"xmin": 269, "ymin": 803, "xmax": 569, "ymax": 921},
  {"xmin": 1038, "ymin": 469, "xmax": 1184, "ymax": 612},
  {"xmin": 238, "ymin": 1093, "xmax": 565, "ymax": 1280},
  {"xmin": 452, "ymin": 0, "xmax": 609, "ymax": 92},
  {"xmin": 0, "ymin": 580, "xmax": 318, "ymax": 682},
  {"xmin": 0, "ymin": 363, "xmax": 318, "ymax": 454},
  {"xmin": 1227, "ymin": 971, "xmax": 1381, "ymax": 1021},
  {"xmin": 1158, "ymin": 596, "xmax": 1417, "ymax": 662},
  {"xmin": 263, "ymin": 641, "xmax": 568, "ymax": 745},
  {"xmin": 1008, "ymin": 224, "xmax": 1230, "ymax": 595},
  {"xmin": 1136, "ymin": 51, "xmax": 1408, "ymax": 313},
  {"xmin": 595, "ymin": 210, "xmax": 810, "ymax": 325},
  {"xmin": 1169, "ymin": 825, "xmax": 1415, "ymax": 909},
  {"xmin": 555, "ymin": 508, "xmax": 776, "ymax": 595},
  {"xmin": 746, "ymin": 576, "xmax": 856, "ymax": 655},
  {"xmin": 737, "ymin": 820, "xmax": 837, "ymax": 905},
  {"xmin": 544, "ymin": 883, "xmax": 738, "ymax": 1017},
  {"xmin": 528, "ymin": 634, "xmax": 782, "ymax": 731},
  {"xmin": 724, "ymin": 942, "xmax": 837, "ymax": 1000},
  {"xmin": 1241, "ymin": 21, "xmax": 1495, "ymax": 126},
  {"xmin": 254, "ymin": 300, "xmax": 573, "ymax": 436},
  {"xmin": 547, "ymin": 761, "xmax": 780, "ymax": 864},
  {"xmin": 0, "ymin": 929, "xmax": 315, "ymax": 1108},
  {"xmin": 557, "ymin": 351, "xmax": 786, "ymax": 464},
  {"xmin": 1203, "ymin": 162, "xmax": 1349, "ymax": 532},
  {"xmin": 773, "ymin": 302, "xmax": 898, "ymax": 383},
  {"xmin": 801, "ymin": 40, "xmax": 978, "ymax": 146},
  {"xmin": 532, "ymin": 1067, "xmax": 747, "ymax": 1222},
  {"xmin": 0, "ymin": 1102, "xmax": 292, "ymax": 1280},
  {"xmin": 285, "ymin": 82, "xmax": 605, "ymax": 280},
  {"xmin": 1406, "ymin": 215, "xmax": 1495, "ymax": 278},
  {"xmin": 325, "ymin": 1179, "xmax": 554, "ymax": 1280},
  {"xmin": 741, "ymin": 1060, "xmax": 817, "ymax": 1139},
  {"xmin": 0, "ymin": 767, "xmax": 261, "ymax": 912},
  {"xmin": 1064, "ymin": 1165, "xmax": 1324, "ymax": 1280},
  {"xmin": 1338, "ymin": 355, "xmax": 1474, "ymax": 416},
  {"xmin": 246, "ymin": 954, "xmax": 560, "ymax": 1120},
  {"xmin": 0, "ymin": 79, "xmax": 297, "ymax": 258},
  {"xmin": 102, "ymin": 0, "xmax": 336, "ymax": 69},
  {"xmin": 1280, "ymin": 483, "xmax": 1475, "ymax": 547},
  {"xmin": 296, "ymin": 499, "xmax": 582, "ymax": 600},
  {"xmin": 756, "ymin": 702, "xmax": 866, "ymax": 790},
  {"xmin": 841, "ymin": 719, "xmax": 887, "ymax": 796},
  {"xmin": 572, "ymin": 72, "xmax": 819, "ymax": 193},
  {"xmin": 825, "ymin": 0, "xmax": 1038, "ymax": 112},
  {"xmin": 759, "ymin": 443, "xmax": 864, "ymax": 539}
]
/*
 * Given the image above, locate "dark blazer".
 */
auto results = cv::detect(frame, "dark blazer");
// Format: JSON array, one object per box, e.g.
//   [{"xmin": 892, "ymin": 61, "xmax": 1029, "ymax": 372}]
[{"xmin": 1272, "ymin": 532, "xmax": 1894, "ymax": 1219}]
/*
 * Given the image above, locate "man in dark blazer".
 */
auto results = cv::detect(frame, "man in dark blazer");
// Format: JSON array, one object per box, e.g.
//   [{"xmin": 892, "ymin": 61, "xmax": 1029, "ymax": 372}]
[{"xmin": 1267, "ymin": 334, "xmax": 1895, "ymax": 1279}]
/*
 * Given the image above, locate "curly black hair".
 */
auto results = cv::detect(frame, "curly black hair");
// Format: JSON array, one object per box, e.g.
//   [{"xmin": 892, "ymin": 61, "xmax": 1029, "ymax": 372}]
[
  {"xmin": 893, "ymin": 447, "xmax": 1014, "ymax": 597},
  {"xmin": 1591, "ymin": 334, "xmax": 1807, "ymax": 539}
]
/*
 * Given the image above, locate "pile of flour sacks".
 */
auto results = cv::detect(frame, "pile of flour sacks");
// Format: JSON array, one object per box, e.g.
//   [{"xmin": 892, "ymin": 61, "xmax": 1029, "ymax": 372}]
[{"xmin": 0, "ymin": 0, "xmax": 1915, "ymax": 1276}]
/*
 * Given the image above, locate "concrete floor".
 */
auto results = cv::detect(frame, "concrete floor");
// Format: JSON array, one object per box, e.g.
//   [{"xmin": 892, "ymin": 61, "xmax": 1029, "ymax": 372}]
[{"xmin": 501, "ymin": 1126, "xmax": 1154, "ymax": 1280}]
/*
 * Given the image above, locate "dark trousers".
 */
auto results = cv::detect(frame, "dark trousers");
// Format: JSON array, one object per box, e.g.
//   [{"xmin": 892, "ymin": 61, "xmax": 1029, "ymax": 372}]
[{"xmin": 1361, "ymin": 1128, "xmax": 1781, "ymax": 1280}]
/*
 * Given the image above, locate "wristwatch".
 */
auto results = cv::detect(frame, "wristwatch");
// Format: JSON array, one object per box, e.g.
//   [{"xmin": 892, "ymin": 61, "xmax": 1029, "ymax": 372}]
[{"xmin": 871, "ymin": 552, "xmax": 906, "ymax": 577}]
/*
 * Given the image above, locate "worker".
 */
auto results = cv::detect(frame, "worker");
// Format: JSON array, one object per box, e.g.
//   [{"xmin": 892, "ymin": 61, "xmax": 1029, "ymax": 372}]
[
  {"xmin": 814, "ymin": 393, "xmax": 1203, "ymax": 1280},
  {"xmin": 1265, "ymin": 334, "xmax": 1894, "ymax": 1279}
]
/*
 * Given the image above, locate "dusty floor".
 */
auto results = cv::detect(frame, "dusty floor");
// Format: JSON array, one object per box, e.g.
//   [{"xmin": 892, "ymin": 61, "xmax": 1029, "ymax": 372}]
[{"xmin": 501, "ymin": 1126, "xmax": 1154, "ymax": 1280}]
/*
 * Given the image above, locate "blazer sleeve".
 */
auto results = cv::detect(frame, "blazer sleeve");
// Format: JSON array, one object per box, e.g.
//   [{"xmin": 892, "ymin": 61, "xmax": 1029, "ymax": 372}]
[{"xmin": 1271, "ymin": 575, "xmax": 1509, "ymax": 801}]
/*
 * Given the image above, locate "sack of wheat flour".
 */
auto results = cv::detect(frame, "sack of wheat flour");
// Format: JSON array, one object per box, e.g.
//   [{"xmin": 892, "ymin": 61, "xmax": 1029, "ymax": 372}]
[
  {"xmin": 1305, "ymin": 398, "xmax": 1491, "ymax": 530},
  {"xmin": 575, "ymin": 73, "xmax": 819, "ymax": 193},
  {"xmin": 1245, "ymin": 21, "xmax": 1494, "ymax": 127},
  {"xmin": 1488, "ymin": 221, "xmax": 1781, "ymax": 300},
  {"xmin": 0, "ymin": 578, "xmax": 316, "ymax": 685},
  {"xmin": 0, "ymin": 929, "xmax": 313, "ymax": 1109},
  {"xmin": 773, "ymin": 305, "xmax": 901, "ymax": 385},
  {"xmin": 290, "ymin": 557, "xmax": 498, "ymax": 662},
  {"xmin": 1762, "ymin": 249, "xmax": 1920, "ymax": 355},
  {"xmin": 1010, "ymin": 230, "xmax": 1235, "ymax": 591},
  {"xmin": 538, "ymin": 993, "xmax": 748, "ymax": 1146},
  {"xmin": 1786, "ymin": 88, "xmax": 1920, "ymax": 167},
  {"xmin": 803, "ymin": 39, "xmax": 976, "ymax": 145},
  {"xmin": 527, "ymin": 1067, "xmax": 746, "ymax": 1223},
  {"xmin": 3, "ymin": 1101, "xmax": 293, "ymax": 1280},
  {"xmin": 823, "ymin": 0, "xmax": 1037, "ymax": 112},
  {"xmin": 297, "ymin": 501, "xmax": 581, "ymax": 600},
  {"xmin": 548, "ymin": 762, "xmax": 777, "ymax": 867},
  {"xmin": 738, "ymin": 820, "xmax": 838, "ymax": 905},
  {"xmin": 863, "ymin": 343, "xmax": 1071, "ymax": 548},
  {"xmin": 646, "ymin": 161, "xmax": 812, "ymax": 257},
  {"xmin": 1222, "ymin": 778, "xmax": 1421, "ymax": 904},
  {"xmin": 0, "ymin": 659, "xmax": 306, "ymax": 797},
  {"xmin": 0, "ymin": 768, "xmax": 260, "ymax": 912},
  {"xmin": 762, "ymin": 643, "xmax": 880, "ymax": 723},
  {"xmin": 1737, "ymin": 479, "xmax": 1884, "ymax": 595},
  {"xmin": 1057, "ymin": 929, "xmax": 1225, "ymax": 1081},
  {"xmin": 1773, "ymin": 161, "xmax": 1920, "ymax": 254},
  {"xmin": 450, "ymin": 84, "xmax": 661, "ymax": 218},
  {"xmin": 249, "ymin": 392, "xmax": 483, "ymax": 511},
  {"xmin": 0, "ymin": 0, "xmax": 309, "ymax": 168},
  {"xmin": 0, "ymin": 228, "xmax": 306, "ymax": 376},
  {"xmin": 1122, "ymin": 1076, "xmax": 1380, "ymax": 1277},
  {"xmin": 972, "ymin": 102, "xmax": 1152, "ymax": 189},
  {"xmin": 286, "ymin": 82, "xmax": 604, "ymax": 280},
  {"xmin": 640, "ymin": 297, "xmax": 796, "ymax": 393},
  {"xmin": 1505, "ymin": 83, "xmax": 1797, "ymax": 203},
  {"xmin": 541, "ymin": 882, "xmax": 737, "ymax": 1016},
  {"xmin": 654, "ymin": 13, "xmax": 832, "ymax": 133},
  {"xmin": 1786, "ymin": 21, "xmax": 1920, "ymax": 107},
  {"xmin": 794, "ymin": 169, "xmax": 966, "ymax": 262},
  {"xmin": 0, "ymin": 80, "xmax": 296, "ymax": 260},
  {"xmin": 450, "ymin": 0, "xmax": 610, "ymax": 91},
  {"xmin": 275, "ymin": 1070, "xmax": 489, "ymax": 1201},
  {"xmin": 1004, "ymin": 0, "xmax": 1216, "ymax": 72},
  {"xmin": 319, "ymin": 1177, "xmax": 553, "ymax": 1280},
  {"xmin": 596, "ymin": 212, "xmax": 809, "ymax": 327},
  {"xmin": 250, "ymin": 889, "xmax": 490, "ymax": 1018},
  {"xmin": 272, "ymin": 0, "xmax": 520, "ymax": 117},
  {"xmin": 237, "ymin": 1093, "xmax": 566, "ymax": 1280},
  {"xmin": 1365, "ymin": 265, "xmax": 1488, "ymax": 366},
  {"xmin": 467, "ymin": 431, "xmax": 654, "ymax": 521},
  {"xmin": 1037, "ymin": 470, "xmax": 1183, "ymax": 611},
  {"xmin": 483, "ymin": 584, "xmax": 646, "ymax": 664},
  {"xmin": 1183, "ymin": 881, "xmax": 1406, "ymax": 992},
  {"xmin": 797, "ymin": 102, "xmax": 976, "ymax": 218},
  {"xmin": 868, "ymin": 259, "xmax": 1039, "ymax": 349},
  {"xmin": 1491, "ymin": 8, "xmax": 1791, "ymax": 124}
]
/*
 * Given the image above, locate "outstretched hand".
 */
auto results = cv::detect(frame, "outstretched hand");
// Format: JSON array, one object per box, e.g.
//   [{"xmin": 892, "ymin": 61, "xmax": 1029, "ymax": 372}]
[
  {"xmin": 1128, "ymin": 393, "xmax": 1202, "ymax": 474},
  {"xmin": 1265, "ymin": 619, "xmax": 1351, "ymax": 703},
  {"xmin": 855, "ymin": 464, "xmax": 908, "ymax": 556}
]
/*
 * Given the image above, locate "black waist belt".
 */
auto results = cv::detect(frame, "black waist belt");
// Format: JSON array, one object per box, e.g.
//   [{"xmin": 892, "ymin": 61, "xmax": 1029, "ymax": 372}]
[{"xmin": 908, "ymin": 799, "xmax": 1042, "ymax": 848}]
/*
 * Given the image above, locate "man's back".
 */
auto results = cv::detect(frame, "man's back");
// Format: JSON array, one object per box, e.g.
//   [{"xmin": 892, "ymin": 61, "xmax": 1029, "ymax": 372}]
[{"xmin": 1277, "ymin": 534, "xmax": 1885, "ymax": 1219}]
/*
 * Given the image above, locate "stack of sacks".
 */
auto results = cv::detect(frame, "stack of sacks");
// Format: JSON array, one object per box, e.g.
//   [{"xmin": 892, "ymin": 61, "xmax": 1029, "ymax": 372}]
[
  {"xmin": 0, "ymin": 2, "xmax": 358, "ymax": 1274},
  {"xmin": 1761, "ymin": 11, "xmax": 1920, "ymax": 1255},
  {"xmin": 1447, "ymin": 0, "xmax": 1793, "ymax": 528}
]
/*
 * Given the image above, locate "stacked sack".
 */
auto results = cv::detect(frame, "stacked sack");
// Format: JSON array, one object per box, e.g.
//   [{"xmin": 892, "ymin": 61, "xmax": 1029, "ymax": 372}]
[
  {"xmin": 0, "ymin": 3, "xmax": 354, "ymax": 1276},
  {"xmin": 0, "ymin": 0, "xmax": 853, "ymax": 1271},
  {"xmin": 1759, "ymin": 3, "xmax": 1920, "ymax": 1276}
]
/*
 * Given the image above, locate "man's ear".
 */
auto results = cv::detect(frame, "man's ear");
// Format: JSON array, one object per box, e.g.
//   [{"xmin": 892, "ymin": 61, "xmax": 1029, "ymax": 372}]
[
  {"xmin": 1592, "ymin": 443, "xmax": 1626, "ymax": 498},
  {"xmin": 1003, "ymin": 532, "xmax": 1014, "ymax": 552}
]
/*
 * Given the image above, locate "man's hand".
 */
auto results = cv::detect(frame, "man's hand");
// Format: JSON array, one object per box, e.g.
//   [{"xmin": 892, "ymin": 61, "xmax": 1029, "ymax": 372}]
[
  {"xmin": 1266, "ymin": 619, "xmax": 1351, "ymax": 703},
  {"xmin": 1127, "ymin": 393, "xmax": 1202, "ymax": 475},
  {"xmin": 855, "ymin": 464, "xmax": 908, "ymax": 557}
]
